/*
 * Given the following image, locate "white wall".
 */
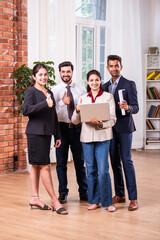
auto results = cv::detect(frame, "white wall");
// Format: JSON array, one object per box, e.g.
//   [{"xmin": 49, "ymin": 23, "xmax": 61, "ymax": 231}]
[
  {"xmin": 139, "ymin": 0, "xmax": 152, "ymax": 54},
  {"xmin": 140, "ymin": 0, "xmax": 160, "ymax": 58},
  {"xmin": 151, "ymin": 0, "xmax": 160, "ymax": 48},
  {"xmin": 139, "ymin": 0, "xmax": 152, "ymax": 148},
  {"xmin": 28, "ymin": 0, "xmax": 53, "ymax": 68}
]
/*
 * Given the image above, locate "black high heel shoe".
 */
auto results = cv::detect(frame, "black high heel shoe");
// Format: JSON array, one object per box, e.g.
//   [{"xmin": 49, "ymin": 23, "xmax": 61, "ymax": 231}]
[
  {"xmin": 51, "ymin": 206, "xmax": 68, "ymax": 215},
  {"xmin": 29, "ymin": 203, "xmax": 51, "ymax": 210},
  {"xmin": 29, "ymin": 195, "xmax": 51, "ymax": 210}
]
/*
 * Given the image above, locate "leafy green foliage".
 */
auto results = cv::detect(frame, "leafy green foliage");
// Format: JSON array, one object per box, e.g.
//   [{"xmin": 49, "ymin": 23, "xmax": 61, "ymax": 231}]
[
  {"xmin": 13, "ymin": 61, "xmax": 56, "ymax": 113},
  {"xmin": 14, "ymin": 64, "xmax": 32, "ymax": 105}
]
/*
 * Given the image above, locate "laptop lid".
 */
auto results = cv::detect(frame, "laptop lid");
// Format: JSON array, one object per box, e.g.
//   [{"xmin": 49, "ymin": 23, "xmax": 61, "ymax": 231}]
[{"xmin": 79, "ymin": 102, "xmax": 110, "ymax": 122}]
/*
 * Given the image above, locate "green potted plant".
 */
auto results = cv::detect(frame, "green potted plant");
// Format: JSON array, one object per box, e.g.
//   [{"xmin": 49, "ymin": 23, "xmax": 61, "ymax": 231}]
[{"xmin": 14, "ymin": 61, "xmax": 56, "ymax": 113}]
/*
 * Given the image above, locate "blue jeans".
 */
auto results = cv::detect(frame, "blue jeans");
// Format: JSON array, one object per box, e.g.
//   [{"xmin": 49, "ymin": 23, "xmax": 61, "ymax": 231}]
[
  {"xmin": 56, "ymin": 123, "xmax": 87, "ymax": 195},
  {"xmin": 82, "ymin": 140, "xmax": 112, "ymax": 207},
  {"xmin": 110, "ymin": 130, "xmax": 137, "ymax": 200}
]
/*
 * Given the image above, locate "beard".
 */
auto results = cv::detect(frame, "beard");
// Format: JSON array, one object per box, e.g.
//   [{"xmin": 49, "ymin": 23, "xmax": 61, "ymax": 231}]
[{"xmin": 61, "ymin": 76, "xmax": 72, "ymax": 83}]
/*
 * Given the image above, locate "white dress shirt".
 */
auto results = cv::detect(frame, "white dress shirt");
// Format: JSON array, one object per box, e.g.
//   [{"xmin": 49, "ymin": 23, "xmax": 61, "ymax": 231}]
[
  {"xmin": 52, "ymin": 81, "xmax": 86, "ymax": 123},
  {"xmin": 108, "ymin": 76, "xmax": 121, "ymax": 95}
]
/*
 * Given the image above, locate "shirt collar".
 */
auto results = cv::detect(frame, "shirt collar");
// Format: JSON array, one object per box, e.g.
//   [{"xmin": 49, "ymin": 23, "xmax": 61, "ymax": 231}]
[
  {"xmin": 61, "ymin": 81, "xmax": 74, "ymax": 88},
  {"xmin": 87, "ymin": 89, "xmax": 104, "ymax": 103},
  {"xmin": 109, "ymin": 75, "xmax": 121, "ymax": 85}
]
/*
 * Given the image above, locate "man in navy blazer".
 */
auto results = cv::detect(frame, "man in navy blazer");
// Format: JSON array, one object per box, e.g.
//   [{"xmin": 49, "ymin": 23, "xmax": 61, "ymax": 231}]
[{"xmin": 103, "ymin": 55, "xmax": 139, "ymax": 211}]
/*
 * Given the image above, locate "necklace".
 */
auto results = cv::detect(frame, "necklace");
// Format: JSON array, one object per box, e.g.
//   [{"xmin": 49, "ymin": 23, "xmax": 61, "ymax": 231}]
[
  {"xmin": 41, "ymin": 88, "xmax": 47, "ymax": 96},
  {"xmin": 35, "ymin": 84, "xmax": 47, "ymax": 96}
]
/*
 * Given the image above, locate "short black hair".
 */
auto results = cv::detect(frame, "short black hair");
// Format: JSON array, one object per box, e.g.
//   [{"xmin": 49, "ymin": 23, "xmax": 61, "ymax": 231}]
[
  {"xmin": 58, "ymin": 61, "xmax": 74, "ymax": 71},
  {"xmin": 107, "ymin": 55, "xmax": 122, "ymax": 66}
]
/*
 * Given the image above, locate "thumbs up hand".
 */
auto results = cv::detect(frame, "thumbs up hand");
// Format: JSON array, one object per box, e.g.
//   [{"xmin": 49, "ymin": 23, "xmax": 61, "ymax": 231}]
[
  {"xmin": 76, "ymin": 98, "xmax": 82, "ymax": 113},
  {"xmin": 62, "ymin": 91, "xmax": 70, "ymax": 105},
  {"xmin": 46, "ymin": 93, "xmax": 53, "ymax": 108}
]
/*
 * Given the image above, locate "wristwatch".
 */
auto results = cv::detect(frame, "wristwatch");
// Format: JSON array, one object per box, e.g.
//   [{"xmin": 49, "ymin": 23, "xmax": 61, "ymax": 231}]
[{"xmin": 127, "ymin": 105, "xmax": 131, "ymax": 112}]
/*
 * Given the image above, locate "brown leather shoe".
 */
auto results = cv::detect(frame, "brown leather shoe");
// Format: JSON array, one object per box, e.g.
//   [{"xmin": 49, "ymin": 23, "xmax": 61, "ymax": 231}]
[
  {"xmin": 112, "ymin": 195, "xmax": 126, "ymax": 204},
  {"xmin": 128, "ymin": 200, "xmax": 138, "ymax": 211}
]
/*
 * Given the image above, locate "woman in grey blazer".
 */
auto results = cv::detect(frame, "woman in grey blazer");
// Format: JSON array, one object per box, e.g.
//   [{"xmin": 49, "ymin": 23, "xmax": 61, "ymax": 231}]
[{"xmin": 23, "ymin": 63, "xmax": 68, "ymax": 215}]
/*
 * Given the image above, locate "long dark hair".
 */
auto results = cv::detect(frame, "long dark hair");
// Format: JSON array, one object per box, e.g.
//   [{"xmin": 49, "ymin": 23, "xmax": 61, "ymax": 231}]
[
  {"xmin": 31, "ymin": 63, "xmax": 48, "ymax": 86},
  {"xmin": 86, "ymin": 69, "xmax": 103, "ymax": 92}
]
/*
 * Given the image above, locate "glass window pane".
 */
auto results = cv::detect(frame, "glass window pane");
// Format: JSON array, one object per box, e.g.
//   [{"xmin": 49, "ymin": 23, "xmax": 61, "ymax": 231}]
[
  {"xmin": 82, "ymin": 27, "xmax": 94, "ymax": 80},
  {"xmin": 100, "ymin": 27, "xmax": 105, "ymax": 45},
  {"xmin": 75, "ymin": 0, "xmax": 94, "ymax": 18},
  {"xmin": 82, "ymin": 63, "xmax": 87, "ymax": 80},
  {"xmin": 95, "ymin": 0, "xmax": 106, "ymax": 20},
  {"xmin": 82, "ymin": 45, "xmax": 87, "ymax": 62},
  {"xmin": 82, "ymin": 29, "xmax": 87, "ymax": 44},
  {"xmin": 88, "ymin": 29, "xmax": 93, "ymax": 44},
  {"xmin": 88, "ymin": 63, "xmax": 93, "ymax": 72},
  {"xmin": 100, "ymin": 46, "xmax": 105, "ymax": 62},
  {"xmin": 75, "ymin": 0, "xmax": 106, "ymax": 20},
  {"xmin": 100, "ymin": 64, "xmax": 104, "ymax": 82},
  {"xmin": 88, "ymin": 46, "xmax": 93, "ymax": 62}
]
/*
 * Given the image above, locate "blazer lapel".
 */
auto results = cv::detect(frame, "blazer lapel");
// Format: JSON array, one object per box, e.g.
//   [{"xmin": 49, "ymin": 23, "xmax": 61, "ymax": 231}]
[
  {"xmin": 105, "ymin": 81, "xmax": 111, "ymax": 92},
  {"xmin": 114, "ymin": 76, "xmax": 124, "ymax": 101}
]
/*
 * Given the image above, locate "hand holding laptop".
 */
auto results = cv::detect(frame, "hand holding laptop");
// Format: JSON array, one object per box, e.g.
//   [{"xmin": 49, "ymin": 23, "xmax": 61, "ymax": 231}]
[
  {"xmin": 76, "ymin": 99, "xmax": 104, "ymax": 127},
  {"xmin": 90, "ymin": 118, "xmax": 103, "ymax": 127},
  {"xmin": 77, "ymin": 101, "xmax": 109, "ymax": 123}
]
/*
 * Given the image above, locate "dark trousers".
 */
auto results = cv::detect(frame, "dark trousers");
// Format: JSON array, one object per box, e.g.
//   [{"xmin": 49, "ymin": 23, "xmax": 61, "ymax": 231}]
[
  {"xmin": 56, "ymin": 123, "xmax": 88, "ymax": 196},
  {"xmin": 110, "ymin": 130, "xmax": 137, "ymax": 200}
]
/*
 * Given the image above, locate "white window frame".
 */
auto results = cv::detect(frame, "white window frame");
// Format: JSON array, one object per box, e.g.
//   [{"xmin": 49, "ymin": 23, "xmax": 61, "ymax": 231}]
[{"xmin": 76, "ymin": 17, "xmax": 107, "ymax": 84}]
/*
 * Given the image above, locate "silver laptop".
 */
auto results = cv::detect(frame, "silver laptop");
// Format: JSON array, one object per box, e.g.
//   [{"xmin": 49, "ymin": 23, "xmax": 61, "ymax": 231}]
[{"xmin": 79, "ymin": 102, "xmax": 110, "ymax": 122}]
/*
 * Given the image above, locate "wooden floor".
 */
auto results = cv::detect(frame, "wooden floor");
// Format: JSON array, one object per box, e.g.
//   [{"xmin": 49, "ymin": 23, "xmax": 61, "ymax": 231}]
[{"xmin": 0, "ymin": 149, "xmax": 160, "ymax": 240}]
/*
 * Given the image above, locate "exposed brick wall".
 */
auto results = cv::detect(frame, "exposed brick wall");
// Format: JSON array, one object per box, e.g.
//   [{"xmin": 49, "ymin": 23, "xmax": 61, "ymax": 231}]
[{"xmin": 0, "ymin": 0, "xmax": 28, "ymax": 174}]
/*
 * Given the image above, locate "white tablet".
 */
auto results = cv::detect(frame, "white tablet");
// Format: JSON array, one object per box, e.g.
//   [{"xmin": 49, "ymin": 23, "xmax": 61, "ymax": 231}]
[{"xmin": 79, "ymin": 102, "xmax": 110, "ymax": 122}]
